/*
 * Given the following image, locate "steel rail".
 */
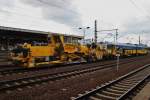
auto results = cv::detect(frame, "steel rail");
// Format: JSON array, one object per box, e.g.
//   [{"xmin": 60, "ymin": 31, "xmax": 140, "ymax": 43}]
[
  {"xmin": 0, "ymin": 57, "xmax": 143, "ymax": 93},
  {"xmin": 72, "ymin": 64, "xmax": 150, "ymax": 100}
]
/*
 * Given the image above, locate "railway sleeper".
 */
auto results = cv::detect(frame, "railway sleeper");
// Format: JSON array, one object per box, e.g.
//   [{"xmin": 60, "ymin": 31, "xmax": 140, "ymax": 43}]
[
  {"xmin": 106, "ymin": 88, "xmax": 125, "ymax": 94},
  {"xmin": 124, "ymin": 78, "xmax": 144, "ymax": 82},
  {"xmin": 117, "ymin": 82, "xmax": 136, "ymax": 86},
  {"xmin": 114, "ymin": 84, "xmax": 132, "ymax": 89},
  {"xmin": 21, "ymin": 81, "xmax": 28, "ymax": 84},
  {"xmin": 126, "ymin": 75, "xmax": 146, "ymax": 80},
  {"xmin": 29, "ymin": 79, "xmax": 36, "ymax": 82},
  {"xmin": 2, "ymin": 84, "xmax": 12, "ymax": 88},
  {"xmin": 110, "ymin": 86, "xmax": 128, "ymax": 91},
  {"xmin": 4, "ymin": 84, "xmax": 11, "ymax": 87},
  {"xmin": 101, "ymin": 90, "xmax": 121, "ymax": 97},
  {"xmin": 89, "ymin": 96, "xmax": 102, "ymax": 100},
  {"xmin": 35, "ymin": 78, "xmax": 42, "ymax": 81},
  {"xmin": 14, "ymin": 82, "xmax": 20, "ymax": 85},
  {"xmin": 120, "ymin": 80, "xmax": 139, "ymax": 84},
  {"xmin": 94, "ymin": 93, "xmax": 116, "ymax": 100}
]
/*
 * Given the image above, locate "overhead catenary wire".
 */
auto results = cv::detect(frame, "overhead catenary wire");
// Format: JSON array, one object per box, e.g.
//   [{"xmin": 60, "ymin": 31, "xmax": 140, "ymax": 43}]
[
  {"xmin": 128, "ymin": 0, "xmax": 150, "ymax": 18},
  {"xmin": 112, "ymin": 0, "xmax": 150, "ymax": 45}
]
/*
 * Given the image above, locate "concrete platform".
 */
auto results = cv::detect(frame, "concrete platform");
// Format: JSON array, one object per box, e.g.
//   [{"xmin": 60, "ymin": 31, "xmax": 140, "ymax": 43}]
[{"xmin": 133, "ymin": 82, "xmax": 150, "ymax": 100}]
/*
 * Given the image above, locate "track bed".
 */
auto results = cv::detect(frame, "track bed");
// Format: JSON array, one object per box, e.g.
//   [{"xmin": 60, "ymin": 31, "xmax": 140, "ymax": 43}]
[{"xmin": 0, "ymin": 55, "xmax": 150, "ymax": 100}]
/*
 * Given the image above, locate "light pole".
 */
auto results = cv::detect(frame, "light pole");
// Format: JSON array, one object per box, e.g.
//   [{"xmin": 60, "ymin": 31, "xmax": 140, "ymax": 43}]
[
  {"xmin": 97, "ymin": 28, "xmax": 119, "ymax": 71},
  {"xmin": 78, "ymin": 27, "xmax": 90, "ymax": 39}
]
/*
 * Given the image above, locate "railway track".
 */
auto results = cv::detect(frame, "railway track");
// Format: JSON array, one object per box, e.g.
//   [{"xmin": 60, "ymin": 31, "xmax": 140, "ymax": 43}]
[
  {"xmin": 0, "ymin": 56, "xmax": 145, "ymax": 93},
  {"xmin": 0, "ymin": 56, "xmax": 146, "ymax": 76},
  {"xmin": 72, "ymin": 64, "xmax": 150, "ymax": 100}
]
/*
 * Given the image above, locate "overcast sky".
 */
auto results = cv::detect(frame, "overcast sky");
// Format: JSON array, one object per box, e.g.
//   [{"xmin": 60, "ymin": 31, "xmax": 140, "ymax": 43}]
[{"xmin": 0, "ymin": 0, "xmax": 150, "ymax": 46}]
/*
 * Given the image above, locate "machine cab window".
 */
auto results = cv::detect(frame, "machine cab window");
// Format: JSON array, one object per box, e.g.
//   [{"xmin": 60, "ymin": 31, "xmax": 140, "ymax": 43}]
[
  {"xmin": 11, "ymin": 47, "xmax": 29, "ymax": 58},
  {"xmin": 64, "ymin": 36, "xmax": 80, "ymax": 45},
  {"xmin": 72, "ymin": 37, "xmax": 79, "ymax": 44},
  {"xmin": 64, "ymin": 36, "xmax": 72, "ymax": 44}
]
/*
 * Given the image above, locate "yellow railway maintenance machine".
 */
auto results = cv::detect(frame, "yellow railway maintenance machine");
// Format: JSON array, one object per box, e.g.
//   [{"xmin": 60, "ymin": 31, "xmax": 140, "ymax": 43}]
[
  {"xmin": 10, "ymin": 32, "xmax": 107, "ymax": 68},
  {"xmin": 10, "ymin": 33, "xmax": 86, "ymax": 68}
]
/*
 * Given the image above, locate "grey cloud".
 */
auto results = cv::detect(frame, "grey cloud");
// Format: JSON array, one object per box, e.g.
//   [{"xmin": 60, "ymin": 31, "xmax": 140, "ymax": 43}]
[
  {"xmin": 0, "ymin": 0, "xmax": 14, "ymax": 8},
  {"xmin": 123, "ymin": 17, "xmax": 150, "ymax": 34},
  {"xmin": 21, "ymin": 0, "xmax": 82, "ymax": 27},
  {"xmin": 0, "ymin": 0, "xmax": 15, "ymax": 15}
]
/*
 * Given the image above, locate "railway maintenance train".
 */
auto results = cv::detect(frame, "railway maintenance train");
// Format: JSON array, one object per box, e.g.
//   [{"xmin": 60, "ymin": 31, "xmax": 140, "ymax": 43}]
[{"xmin": 10, "ymin": 33, "xmax": 148, "ymax": 68}]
